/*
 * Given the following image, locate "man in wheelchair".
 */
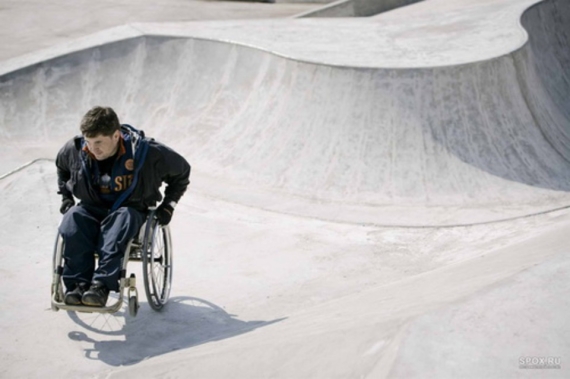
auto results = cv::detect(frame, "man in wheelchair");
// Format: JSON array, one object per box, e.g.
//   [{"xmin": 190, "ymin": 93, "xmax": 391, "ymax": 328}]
[{"xmin": 56, "ymin": 106, "xmax": 190, "ymax": 307}]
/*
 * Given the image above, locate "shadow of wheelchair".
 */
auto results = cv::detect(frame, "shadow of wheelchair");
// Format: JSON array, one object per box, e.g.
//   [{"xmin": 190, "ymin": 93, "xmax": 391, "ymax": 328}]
[{"xmin": 67, "ymin": 296, "xmax": 286, "ymax": 366}]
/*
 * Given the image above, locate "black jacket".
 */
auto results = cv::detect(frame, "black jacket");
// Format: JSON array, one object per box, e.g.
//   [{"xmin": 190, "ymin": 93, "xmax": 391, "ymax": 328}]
[{"xmin": 56, "ymin": 125, "xmax": 190, "ymax": 212}]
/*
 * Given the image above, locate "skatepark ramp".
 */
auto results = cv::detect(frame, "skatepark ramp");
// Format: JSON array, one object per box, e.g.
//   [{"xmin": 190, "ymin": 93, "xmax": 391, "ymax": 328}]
[
  {"xmin": 0, "ymin": 0, "xmax": 568, "ymax": 226},
  {"xmin": 1, "ymin": 1, "xmax": 570, "ymax": 378}
]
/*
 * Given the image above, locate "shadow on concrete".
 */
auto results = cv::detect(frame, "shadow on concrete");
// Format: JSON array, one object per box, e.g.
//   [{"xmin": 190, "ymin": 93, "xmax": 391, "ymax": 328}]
[
  {"xmin": 296, "ymin": 0, "xmax": 423, "ymax": 18},
  {"xmin": 67, "ymin": 296, "xmax": 285, "ymax": 366}
]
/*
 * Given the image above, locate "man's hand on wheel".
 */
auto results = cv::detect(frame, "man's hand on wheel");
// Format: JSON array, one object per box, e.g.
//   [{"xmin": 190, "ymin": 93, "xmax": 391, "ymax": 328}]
[
  {"xmin": 60, "ymin": 197, "xmax": 75, "ymax": 214},
  {"xmin": 156, "ymin": 202, "xmax": 175, "ymax": 225}
]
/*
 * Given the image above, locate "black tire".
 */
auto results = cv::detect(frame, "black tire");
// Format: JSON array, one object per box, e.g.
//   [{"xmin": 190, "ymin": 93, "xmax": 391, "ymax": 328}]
[
  {"xmin": 142, "ymin": 215, "xmax": 173, "ymax": 311},
  {"xmin": 51, "ymin": 234, "xmax": 65, "ymax": 309},
  {"xmin": 128, "ymin": 295, "xmax": 139, "ymax": 317}
]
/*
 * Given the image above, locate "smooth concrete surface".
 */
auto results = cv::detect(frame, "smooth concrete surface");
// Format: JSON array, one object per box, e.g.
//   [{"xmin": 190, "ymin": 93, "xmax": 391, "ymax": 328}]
[
  {"xmin": 1, "ymin": 0, "xmax": 569, "ymax": 225},
  {"xmin": 0, "ymin": 0, "xmax": 318, "ymax": 62},
  {"xmin": 0, "ymin": 0, "xmax": 569, "ymax": 378}
]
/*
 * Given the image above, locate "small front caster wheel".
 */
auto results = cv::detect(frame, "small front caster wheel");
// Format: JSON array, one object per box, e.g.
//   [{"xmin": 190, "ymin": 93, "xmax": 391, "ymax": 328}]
[{"xmin": 128, "ymin": 295, "xmax": 139, "ymax": 317}]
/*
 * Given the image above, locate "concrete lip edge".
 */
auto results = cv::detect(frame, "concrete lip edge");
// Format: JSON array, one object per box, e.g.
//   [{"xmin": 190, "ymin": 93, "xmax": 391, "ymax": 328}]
[{"xmin": 0, "ymin": 0, "xmax": 543, "ymax": 76}]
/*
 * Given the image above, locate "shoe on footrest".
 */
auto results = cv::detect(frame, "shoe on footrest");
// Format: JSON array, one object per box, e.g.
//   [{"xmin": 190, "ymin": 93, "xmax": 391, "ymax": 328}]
[
  {"xmin": 64, "ymin": 282, "xmax": 89, "ymax": 305},
  {"xmin": 82, "ymin": 281, "xmax": 110, "ymax": 307}
]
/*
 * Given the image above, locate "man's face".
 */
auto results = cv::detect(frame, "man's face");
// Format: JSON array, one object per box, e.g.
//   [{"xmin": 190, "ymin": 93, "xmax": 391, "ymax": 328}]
[{"xmin": 84, "ymin": 131, "xmax": 120, "ymax": 161}]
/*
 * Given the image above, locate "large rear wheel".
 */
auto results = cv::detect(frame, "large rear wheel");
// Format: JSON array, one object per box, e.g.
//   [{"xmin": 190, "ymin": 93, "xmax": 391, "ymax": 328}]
[
  {"xmin": 142, "ymin": 216, "xmax": 173, "ymax": 310},
  {"xmin": 51, "ymin": 234, "xmax": 65, "ymax": 310}
]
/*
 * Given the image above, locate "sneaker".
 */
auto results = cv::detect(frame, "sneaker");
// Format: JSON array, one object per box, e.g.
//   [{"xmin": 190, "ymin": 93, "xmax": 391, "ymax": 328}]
[
  {"xmin": 64, "ymin": 282, "xmax": 89, "ymax": 305},
  {"xmin": 82, "ymin": 281, "xmax": 110, "ymax": 307}
]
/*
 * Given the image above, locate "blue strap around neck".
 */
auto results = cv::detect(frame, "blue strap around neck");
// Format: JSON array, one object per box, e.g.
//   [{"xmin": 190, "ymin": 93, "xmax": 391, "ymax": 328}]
[{"xmin": 110, "ymin": 133, "xmax": 149, "ymax": 212}]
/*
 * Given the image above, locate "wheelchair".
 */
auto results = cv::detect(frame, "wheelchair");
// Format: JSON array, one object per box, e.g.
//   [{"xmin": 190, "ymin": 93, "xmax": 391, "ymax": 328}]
[{"xmin": 51, "ymin": 209, "xmax": 173, "ymax": 317}]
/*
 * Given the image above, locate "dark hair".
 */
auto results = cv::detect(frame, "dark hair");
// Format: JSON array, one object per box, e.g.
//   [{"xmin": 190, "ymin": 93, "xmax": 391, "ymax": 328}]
[{"xmin": 80, "ymin": 106, "xmax": 121, "ymax": 137}]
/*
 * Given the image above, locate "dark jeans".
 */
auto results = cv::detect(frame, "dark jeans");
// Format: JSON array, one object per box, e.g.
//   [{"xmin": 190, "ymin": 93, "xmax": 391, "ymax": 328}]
[{"xmin": 59, "ymin": 204, "xmax": 146, "ymax": 292}]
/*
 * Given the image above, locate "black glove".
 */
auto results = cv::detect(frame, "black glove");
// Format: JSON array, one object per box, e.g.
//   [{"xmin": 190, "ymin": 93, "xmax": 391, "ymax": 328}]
[
  {"xmin": 60, "ymin": 197, "xmax": 75, "ymax": 214},
  {"xmin": 156, "ymin": 202, "xmax": 174, "ymax": 225}
]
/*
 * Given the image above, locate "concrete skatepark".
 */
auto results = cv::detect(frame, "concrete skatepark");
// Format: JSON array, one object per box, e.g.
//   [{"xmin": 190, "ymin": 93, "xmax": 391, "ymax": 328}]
[{"xmin": 0, "ymin": 0, "xmax": 569, "ymax": 377}]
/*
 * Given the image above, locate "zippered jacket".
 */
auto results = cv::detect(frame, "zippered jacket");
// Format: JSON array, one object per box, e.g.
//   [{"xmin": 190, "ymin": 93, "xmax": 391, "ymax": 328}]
[{"xmin": 56, "ymin": 124, "xmax": 190, "ymax": 212}]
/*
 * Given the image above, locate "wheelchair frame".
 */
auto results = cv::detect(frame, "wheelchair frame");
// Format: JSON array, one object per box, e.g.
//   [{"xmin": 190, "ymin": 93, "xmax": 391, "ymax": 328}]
[{"xmin": 50, "ymin": 209, "xmax": 173, "ymax": 317}]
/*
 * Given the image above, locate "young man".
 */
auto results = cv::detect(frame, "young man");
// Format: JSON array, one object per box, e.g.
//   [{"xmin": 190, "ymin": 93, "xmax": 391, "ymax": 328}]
[{"xmin": 56, "ymin": 106, "xmax": 191, "ymax": 307}]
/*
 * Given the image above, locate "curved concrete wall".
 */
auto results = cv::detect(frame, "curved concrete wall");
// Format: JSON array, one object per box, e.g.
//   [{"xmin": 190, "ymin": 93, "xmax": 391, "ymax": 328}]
[
  {"xmin": 519, "ymin": 0, "xmax": 570, "ymax": 163},
  {"xmin": 0, "ymin": 0, "xmax": 568, "ymax": 225}
]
